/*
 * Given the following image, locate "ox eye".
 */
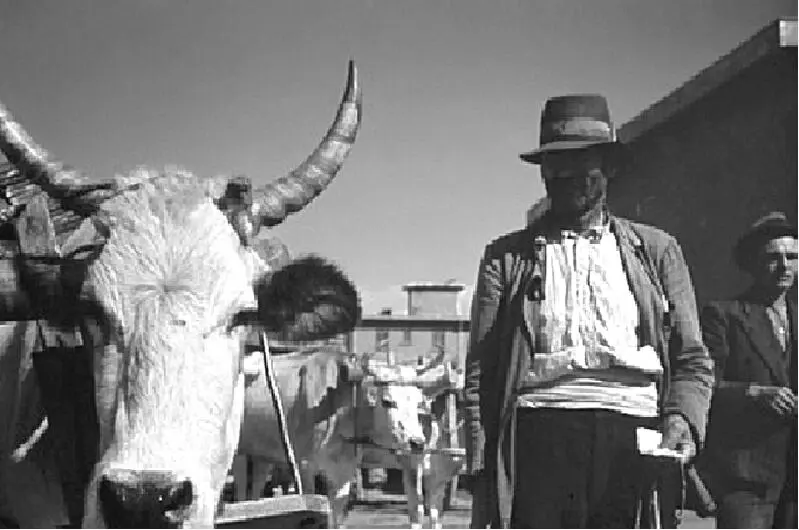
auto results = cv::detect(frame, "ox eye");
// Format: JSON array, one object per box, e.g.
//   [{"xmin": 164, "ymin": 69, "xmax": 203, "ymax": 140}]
[{"xmin": 381, "ymin": 399, "xmax": 397, "ymax": 409}]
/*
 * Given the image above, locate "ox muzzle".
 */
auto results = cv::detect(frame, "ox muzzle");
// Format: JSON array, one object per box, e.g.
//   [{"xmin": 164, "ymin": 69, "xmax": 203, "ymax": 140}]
[{"xmin": 98, "ymin": 470, "xmax": 194, "ymax": 529}]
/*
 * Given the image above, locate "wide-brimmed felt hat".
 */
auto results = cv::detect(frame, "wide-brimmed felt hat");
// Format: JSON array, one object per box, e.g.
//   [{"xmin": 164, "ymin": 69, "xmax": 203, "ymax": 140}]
[
  {"xmin": 734, "ymin": 211, "xmax": 797, "ymax": 272},
  {"xmin": 520, "ymin": 94, "xmax": 625, "ymax": 165}
]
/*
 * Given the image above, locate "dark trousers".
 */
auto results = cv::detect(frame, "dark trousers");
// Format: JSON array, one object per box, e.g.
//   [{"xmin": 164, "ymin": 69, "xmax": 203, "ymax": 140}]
[
  {"xmin": 716, "ymin": 490, "xmax": 797, "ymax": 529},
  {"xmin": 715, "ymin": 424, "xmax": 797, "ymax": 529},
  {"xmin": 511, "ymin": 408, "xmax": 679, "ymax": 529}
]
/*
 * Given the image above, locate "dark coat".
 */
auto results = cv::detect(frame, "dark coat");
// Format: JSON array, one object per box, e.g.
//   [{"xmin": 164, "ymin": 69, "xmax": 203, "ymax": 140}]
[
  {"xmin": 464, "ymin": 213, "xmax": 714, "ymax": 528},
  {"xmin": 698, "ymin": 290, "xmax": 797, "ymax": 503}
]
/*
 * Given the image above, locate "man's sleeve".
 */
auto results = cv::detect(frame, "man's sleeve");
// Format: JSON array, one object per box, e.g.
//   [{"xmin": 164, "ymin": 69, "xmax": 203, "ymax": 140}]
[
  {"xmin": 659, "ymin": 239, "xmax": 714, "ymax": 447},
  {"xmin": 464, "ymin": 245, "xmax": 502, "ymax": 475},
  {"xmin": 701, "ymin": 303, "xmax": 752, "ymax": 401}
]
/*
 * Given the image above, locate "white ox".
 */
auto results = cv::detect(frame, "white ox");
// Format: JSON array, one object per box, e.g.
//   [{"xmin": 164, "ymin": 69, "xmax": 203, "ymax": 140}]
[
  {"xmin": 234, "ymin": 353, "xmax": 461, "ymax": 529},
  {"xmin": 235, "ymin": 351, "xmax": 436, "ymax": 528},
  {"xmin": 0, "ymin": 61, "xmax": 362, "ymax": 528},
  {"xmin": 398, "ymin": 392, "xmax": 465, "ymax": 529},
  {"xmin": 362, "ymin": 361, "xmax": 464, "ymax": 529}
]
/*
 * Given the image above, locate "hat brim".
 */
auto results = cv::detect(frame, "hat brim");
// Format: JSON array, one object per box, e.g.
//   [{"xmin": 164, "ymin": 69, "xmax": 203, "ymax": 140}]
[
  {"xmin": 520, "ymin": 140, "xmax": 625, "ymax": 165},
  {"xmin": 733, "ymin": 217, "xmax": 798, "ymax": 272}
]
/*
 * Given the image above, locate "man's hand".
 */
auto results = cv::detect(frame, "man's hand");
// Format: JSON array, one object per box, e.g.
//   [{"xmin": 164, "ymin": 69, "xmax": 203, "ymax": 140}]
[
  {"xmin": 659, "ymin": 413, "xmax": 696, "ymax": 459},
  {"xmin": 747, "ymin": 385, "xmax": 798, "ymax": 418}
]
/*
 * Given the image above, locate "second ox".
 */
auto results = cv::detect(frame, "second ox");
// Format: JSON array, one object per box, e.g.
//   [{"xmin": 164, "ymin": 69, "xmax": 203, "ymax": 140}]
[{"xmin": 235, "ymin": 353, "xmax": 461, "ymax": 528}]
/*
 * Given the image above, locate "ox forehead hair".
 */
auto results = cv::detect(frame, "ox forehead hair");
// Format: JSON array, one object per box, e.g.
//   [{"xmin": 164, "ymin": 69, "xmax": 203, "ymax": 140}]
[{"xmin": 84, "ymin": 169, "xmax": 256, "ymax": 338}]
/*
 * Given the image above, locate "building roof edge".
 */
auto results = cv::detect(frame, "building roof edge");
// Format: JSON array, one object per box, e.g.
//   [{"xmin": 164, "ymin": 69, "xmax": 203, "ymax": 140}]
[{"xmin": 618, "ymin": 17, "xmax": 796, "ymax": 144}]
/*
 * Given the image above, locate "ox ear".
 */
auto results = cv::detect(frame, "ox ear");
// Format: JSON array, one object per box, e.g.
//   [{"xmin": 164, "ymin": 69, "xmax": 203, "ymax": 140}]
[
  {"xmin": 213, "ymin": 175, "xmax": 259, "ymax": 245},
  {"xmin": 240, "ymin": 255, "xmax": 360, "ymax": 342}
]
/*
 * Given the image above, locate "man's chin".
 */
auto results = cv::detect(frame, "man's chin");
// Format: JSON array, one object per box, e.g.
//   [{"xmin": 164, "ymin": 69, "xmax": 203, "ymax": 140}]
[
  {"xmin": 550, "ymin": 203, "xmax": 591, "ymax": 218},
  {"xmin": 549, "ymin": 193, "xmax": 584, "ymax": 207}
]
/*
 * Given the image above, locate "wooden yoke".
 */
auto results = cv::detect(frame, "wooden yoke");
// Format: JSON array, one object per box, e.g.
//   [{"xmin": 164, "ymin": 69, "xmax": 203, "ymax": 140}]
[
  {"xmin": 363, "ymin": 359, "xmax": 459, "ymax": 390},
  {"xmin": 16, "ymin": 193, "xmax": 60, "ymax": 256},
  {"xmin": 0, "ymin": 193, "xmax": 61, "ymax": 320}
]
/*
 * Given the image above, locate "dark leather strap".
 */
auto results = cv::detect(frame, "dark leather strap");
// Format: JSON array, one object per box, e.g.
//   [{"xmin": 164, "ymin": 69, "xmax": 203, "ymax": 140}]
[{"xmin": 526, "ymin": 235, "xmax": 547, "ymax": 302}]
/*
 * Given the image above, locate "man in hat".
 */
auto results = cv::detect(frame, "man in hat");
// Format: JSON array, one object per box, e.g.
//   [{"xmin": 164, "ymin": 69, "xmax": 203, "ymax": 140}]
[
  {"xmin": 464, "ymin": 94, "xmax": 713, "ymax": 528},
  {"xmin": 699, "ymin": 212, "xmax": 797, "ymax": 528}
]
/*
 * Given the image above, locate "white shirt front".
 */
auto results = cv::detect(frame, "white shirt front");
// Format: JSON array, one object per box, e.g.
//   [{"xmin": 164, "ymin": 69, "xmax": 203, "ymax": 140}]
[{"xmin": 517, "ymin": 226, "xmax": 661, "ymax": 418}]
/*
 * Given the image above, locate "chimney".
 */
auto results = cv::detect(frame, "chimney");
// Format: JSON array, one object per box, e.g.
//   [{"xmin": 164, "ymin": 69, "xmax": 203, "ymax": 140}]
[{"xmin": 403, "ymin": 281, "xmax": 465, "ymax": 316}]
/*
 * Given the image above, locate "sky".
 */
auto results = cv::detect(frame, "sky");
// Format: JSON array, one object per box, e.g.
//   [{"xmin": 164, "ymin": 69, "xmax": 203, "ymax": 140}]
[{"xmin": 0, "ymin": 0, "xmax": 794, "ymax": 315}]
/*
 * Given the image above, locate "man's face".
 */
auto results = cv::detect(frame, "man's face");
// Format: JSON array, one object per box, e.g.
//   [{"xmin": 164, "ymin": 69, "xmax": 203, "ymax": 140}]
[
  {"xmin": 754, "ymin": 236, "xmax": 798, "ymax": 292},
  {"xmin": 541, "ymin": 149, "xmax": 609, "ymax": 217}
]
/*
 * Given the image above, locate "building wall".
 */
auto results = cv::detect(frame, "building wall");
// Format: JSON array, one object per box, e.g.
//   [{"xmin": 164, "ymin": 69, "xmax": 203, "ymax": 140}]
[
  {"xmin": 351, "ymin": 284, "xmax": 469, "ymax": 372},
  {"xmin": 610, "ymin": 47, "xmax": 797, "ymax": 304}
]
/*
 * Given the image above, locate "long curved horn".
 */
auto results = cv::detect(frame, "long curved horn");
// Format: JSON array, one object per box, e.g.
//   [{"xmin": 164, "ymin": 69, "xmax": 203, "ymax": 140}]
[
  {"xmin": 0, "ymin": 102, "xmax": 116, "ymax": 217},
  {"xmin": 0, "ymin": 102, "xmax": 84, "ymax": 188},
  {"xmin": 251, "ymin": 60, "xmax": 362, "ymax": 228}
]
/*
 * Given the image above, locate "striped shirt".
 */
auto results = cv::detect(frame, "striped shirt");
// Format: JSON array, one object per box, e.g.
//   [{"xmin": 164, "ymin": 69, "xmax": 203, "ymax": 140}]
[{"xmin": 517, "ymin": 225, "xmax": 661, "ymax": 418}]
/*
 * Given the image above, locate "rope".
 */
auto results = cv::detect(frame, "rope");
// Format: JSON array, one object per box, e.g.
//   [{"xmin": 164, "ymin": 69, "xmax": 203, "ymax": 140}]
[
  {"xmin": 260, "ymin": 332, "xmax": 303, "ymax": 495},
  {"xmin": 11, "ymin": 417, "xmax": 48, "ymax": 463}
]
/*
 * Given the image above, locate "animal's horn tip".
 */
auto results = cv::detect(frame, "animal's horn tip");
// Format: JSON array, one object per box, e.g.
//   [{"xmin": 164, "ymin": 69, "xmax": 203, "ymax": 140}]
[{"xmin": 344, "ymin": 59, "xmax": 360, "ymax": 103}]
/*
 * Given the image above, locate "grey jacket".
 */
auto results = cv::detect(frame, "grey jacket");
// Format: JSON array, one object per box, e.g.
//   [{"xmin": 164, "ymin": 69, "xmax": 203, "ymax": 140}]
[{"xmin": 464, "ymin": 213, "xmax": 714, "ymax": 528}]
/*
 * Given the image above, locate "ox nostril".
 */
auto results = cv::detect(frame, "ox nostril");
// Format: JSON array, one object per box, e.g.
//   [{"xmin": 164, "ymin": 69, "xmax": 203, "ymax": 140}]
[
  {"xmin": 99, "ymin": 473, "xmax": 194, "ymax": 528},
  {"xmin": 163, "ymin": 479, "xmax": 193, "ymax": 518},
  {"xmin": 99, "ymin": 476, "xmax": 129, "ymax": 528}
]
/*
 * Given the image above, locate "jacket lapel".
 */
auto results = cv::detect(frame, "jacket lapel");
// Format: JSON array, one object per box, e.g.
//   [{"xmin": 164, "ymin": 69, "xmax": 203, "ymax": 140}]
[
  {"xmin": 740, "ymin": 300, "xmax": 789, "ymax": 386},
  {"xmin": 518, "ymin": 213, "xmax": 550, "ymax": 361},
  {"xmin": 611, "ymin": 217, "xmax": 671, "ymax": 405},
  {"xmin": 611, "ymin": 218, "xmax": 663, "ymax": 348}
]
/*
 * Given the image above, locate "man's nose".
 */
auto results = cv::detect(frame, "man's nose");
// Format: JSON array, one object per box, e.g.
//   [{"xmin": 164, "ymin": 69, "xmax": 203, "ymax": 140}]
[{"xmin": 99, "ymin": 470, "xmax": 194, "ymax": 528}]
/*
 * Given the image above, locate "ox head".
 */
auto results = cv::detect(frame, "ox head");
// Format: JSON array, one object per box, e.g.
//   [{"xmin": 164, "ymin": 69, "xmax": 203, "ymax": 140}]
[
  {"xmin": 361, "ymin": 358, "xmax": 459, "ymax": 454},
  {"xmin": 0, "ymin": 62, "xmax": 361, "ymax": 528}
]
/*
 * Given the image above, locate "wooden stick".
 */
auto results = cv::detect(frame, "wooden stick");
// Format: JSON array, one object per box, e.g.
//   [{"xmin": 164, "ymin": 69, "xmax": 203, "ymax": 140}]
[{"xmin": 260, "ymin": 332, "xmax": 303, "ymax": 495}]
